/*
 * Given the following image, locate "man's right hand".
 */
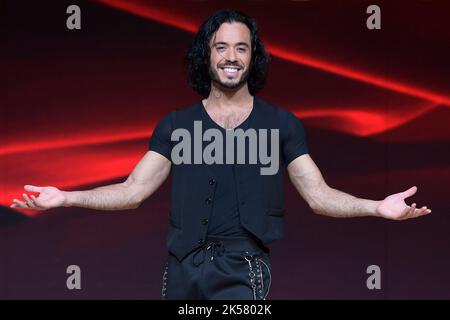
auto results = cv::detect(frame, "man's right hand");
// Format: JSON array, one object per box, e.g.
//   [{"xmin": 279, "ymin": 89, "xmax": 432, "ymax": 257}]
[
  {"xmin": 10, "ymin": 150, "xmax": 172, "ymax": 212},
  {"xmin": 10, "ymin": 185, "xmax": 67, "ymax": 211}
]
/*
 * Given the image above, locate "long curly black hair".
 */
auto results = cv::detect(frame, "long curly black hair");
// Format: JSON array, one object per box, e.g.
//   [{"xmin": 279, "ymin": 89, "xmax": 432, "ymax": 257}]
[{"xmin": 184, "ymin": 9, "xmax": 271, "ymax": 97}]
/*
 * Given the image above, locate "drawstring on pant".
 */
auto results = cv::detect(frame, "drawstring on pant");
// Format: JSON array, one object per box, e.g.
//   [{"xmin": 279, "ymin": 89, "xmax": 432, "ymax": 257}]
[{"xmin": 192, "ymin": 240, "xmax": 225, "ymax": 267}]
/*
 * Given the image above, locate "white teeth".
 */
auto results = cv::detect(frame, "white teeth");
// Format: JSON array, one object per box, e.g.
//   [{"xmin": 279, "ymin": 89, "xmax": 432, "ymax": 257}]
[{"xmin": 224, "ymin": 68, "xmax": 238, "ymax": 72}]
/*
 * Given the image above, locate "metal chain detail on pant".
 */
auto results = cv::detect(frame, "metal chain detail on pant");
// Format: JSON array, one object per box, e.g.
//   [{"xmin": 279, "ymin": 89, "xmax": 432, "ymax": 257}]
[
  {"xmin": 243, "ymin": 251, "xmax": 271, "ymax": 300},
  {"xmin": 161, "ymin": 261, "xmax": 169, "ymax": 299}
]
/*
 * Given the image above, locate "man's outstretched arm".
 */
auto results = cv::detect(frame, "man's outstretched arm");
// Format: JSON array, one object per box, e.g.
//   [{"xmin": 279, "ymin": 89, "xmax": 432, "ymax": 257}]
[
  {"xmin": 10, "ymin": 151, "xmax": 171, "ymax": 211},
  {"xmin": 287, "ymin": 154, "xmax": 432, "ymax": 220}
]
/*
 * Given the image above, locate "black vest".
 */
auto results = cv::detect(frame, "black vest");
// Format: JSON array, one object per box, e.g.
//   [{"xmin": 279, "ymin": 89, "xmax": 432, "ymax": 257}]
[{"xmin": 167, "ymin": 97, "xmax": 287, "ymax": 261}]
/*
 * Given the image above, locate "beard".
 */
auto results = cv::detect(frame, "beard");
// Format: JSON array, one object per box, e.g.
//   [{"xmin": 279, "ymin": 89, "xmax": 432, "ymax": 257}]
[{"xmin": 208, "ymin": 63, "xmax": 250, "ymax": 91}]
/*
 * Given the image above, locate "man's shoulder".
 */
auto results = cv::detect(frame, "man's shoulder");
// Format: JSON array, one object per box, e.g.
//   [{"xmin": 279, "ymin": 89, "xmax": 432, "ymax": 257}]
[
  {"xmin": 254, "ymin": 96, "xmax": 293, "ymax": 119},
  {"xmin": 155, "ymin": 100, "xmax": 200, "ymax": 126},
  {"xmin": 174, "ymin": 100, "xmax": 200, "ymax": 112},
  {"xmin": 169, "ymin": 100, "xmax": 201, "ymax": 119}
]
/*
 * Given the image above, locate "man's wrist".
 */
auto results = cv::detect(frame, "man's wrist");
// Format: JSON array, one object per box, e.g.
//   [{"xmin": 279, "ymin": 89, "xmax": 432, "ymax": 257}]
[
  {"xmin": 367, "ymin": 199, "xmax": 381, "ymax": 217},
  {"xmin": 62, "ymin": 191, "xmax": 74, "ymax": 207}
]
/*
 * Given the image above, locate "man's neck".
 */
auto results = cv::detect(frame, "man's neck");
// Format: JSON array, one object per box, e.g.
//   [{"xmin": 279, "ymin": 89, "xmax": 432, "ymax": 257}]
[{"xmin": 204, "ymin": 83, "xmax": 253, "ymax": 111}]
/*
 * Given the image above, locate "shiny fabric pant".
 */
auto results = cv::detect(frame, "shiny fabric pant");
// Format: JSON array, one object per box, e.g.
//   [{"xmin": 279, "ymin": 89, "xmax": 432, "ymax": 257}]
[{"xmin": 161, "ymin": 235, "xmax": 272, "ymax": 300}]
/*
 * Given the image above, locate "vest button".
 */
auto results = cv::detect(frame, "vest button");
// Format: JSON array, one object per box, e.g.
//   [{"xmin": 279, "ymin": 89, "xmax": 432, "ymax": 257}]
[
  {"xmin": 201, "ymin": 218, "xmax": 209, "ymax": 225},
  {"xmin": 209, "ymin": 178, "xmax": 216, "ymax": 185},
  {"xmin": 205, "ymin": 198, "xmax": 212, "ymax": 205}
]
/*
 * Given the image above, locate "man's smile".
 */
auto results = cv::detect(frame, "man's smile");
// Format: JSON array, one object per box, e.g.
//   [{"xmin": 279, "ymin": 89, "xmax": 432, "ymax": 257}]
[{"xmin": 219, "ymin": 66, "xmax": 242, "ymax": 77}]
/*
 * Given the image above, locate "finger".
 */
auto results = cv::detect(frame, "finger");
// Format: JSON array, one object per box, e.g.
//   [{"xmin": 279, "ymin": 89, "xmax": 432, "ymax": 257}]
[
  {"xmin": 408, "ymin": 203, "xmax": 430, "ymax": 219},
  {"xmin": 30, "ymin": 195, "xmax": 45, "ymax": 210},
  {"xmin": 23, "ymin": 193, "xmax": 37, "ymax": 209},
  {"xmin": 411, "ymin": 207, "xmax": 425, "ymax": 217},
  {"xmin": 413, "ymin": 206, "xmax": 432, "ymax": 218},
  {"xmin": 402, "ymin": 186, "xmax": 418, "ymax": 199},
  {"xmin": 416, "ymin": 206, "xmax": 427, "ymax": 215},
  {"xmin": 405, "ymin": 203, "xmax": 417, "ymax": 219},
  {"xmin": 417, "ymin": 205, "xmax": 430, "ymax": 214},
  {"xmin": 398, "ymin": 205, "xmax": 411, "ymax": 219},
  {"xmin": 24, "ymin": 185, "xmax": 43, "ymax": 193},
  {"xmin": 30, "ymin": 194, "xmax": 39, "ymax": 205},
  {"xmin": 412, "ymin": 210, "xmax": 428, "ymax": 218},
  {"xmin": 13, "ymin": 198, "xmax": 29, "ymax": 209},
  {"xmin": 410, "ymin": 203, "xmax": 417, "ymax": 216}
]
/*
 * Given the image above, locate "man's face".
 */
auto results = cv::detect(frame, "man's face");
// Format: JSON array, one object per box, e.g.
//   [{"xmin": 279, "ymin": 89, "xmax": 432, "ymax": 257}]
[{"xmin": 208, "ymin": 22, "xmax": 252, "ymax": 91}]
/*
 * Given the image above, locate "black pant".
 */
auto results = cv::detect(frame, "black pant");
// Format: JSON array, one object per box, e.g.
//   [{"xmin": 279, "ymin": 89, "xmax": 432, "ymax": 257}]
[{"xmin": 161, "ymin": 235, "xmax": 272, "ymax": 300}]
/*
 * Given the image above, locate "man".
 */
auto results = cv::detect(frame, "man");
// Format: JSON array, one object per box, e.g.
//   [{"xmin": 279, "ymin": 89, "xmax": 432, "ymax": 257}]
[{"xmin": 11, "ymin": 10, "xmax": 431, "ymax": 300}]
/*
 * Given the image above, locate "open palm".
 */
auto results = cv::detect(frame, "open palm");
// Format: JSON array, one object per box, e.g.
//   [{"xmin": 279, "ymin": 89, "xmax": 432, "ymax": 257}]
[
  {"xmin": 10, "ymin": 185, "xmax": 67, "ymax": 211},
  {"xmin": 376, "ymin": 186, "xmax": 431, "ymax": 220}
]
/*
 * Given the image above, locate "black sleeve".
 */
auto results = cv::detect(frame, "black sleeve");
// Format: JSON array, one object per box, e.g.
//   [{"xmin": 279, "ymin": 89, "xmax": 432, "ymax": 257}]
[
  {"xmin": 282, "ymin": 110, "xmax": 309, "ymax": 165},
  {"xmin": 148, "ymin": 112, "xmax": 174, "ymax": 161}
]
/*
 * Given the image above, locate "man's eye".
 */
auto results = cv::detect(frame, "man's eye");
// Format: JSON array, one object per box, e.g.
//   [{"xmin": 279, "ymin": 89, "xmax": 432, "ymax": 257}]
[
  {"xmin": 237, "ymin": 47, "xmax": 247, "ymax": 53},
  {"xmin": 216, "ymin": 46, "xmax": 225, "ymax": 51}
]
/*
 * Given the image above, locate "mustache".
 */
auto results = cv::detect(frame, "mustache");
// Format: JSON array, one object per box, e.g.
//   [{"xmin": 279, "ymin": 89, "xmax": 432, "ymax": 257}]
[{"xmin": 217, "ymin": 62, "xmax": 243, "ymax": 69}]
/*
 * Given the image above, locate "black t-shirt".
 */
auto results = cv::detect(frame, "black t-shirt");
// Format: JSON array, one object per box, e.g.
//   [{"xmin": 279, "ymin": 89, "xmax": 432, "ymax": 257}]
[{"xmin": 149, "ymin": 98, "xmax": 309, "ymax": 237}]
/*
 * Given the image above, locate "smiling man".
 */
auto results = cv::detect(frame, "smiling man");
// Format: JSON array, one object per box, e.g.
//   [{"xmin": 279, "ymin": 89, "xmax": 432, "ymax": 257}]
[
  {"xmin": 11, "ymin": 9, "xmax": 432, "ymax": 300},
  {"xmin": 209, "ymin": 23, "xmax": 250, "ymax": 88}
]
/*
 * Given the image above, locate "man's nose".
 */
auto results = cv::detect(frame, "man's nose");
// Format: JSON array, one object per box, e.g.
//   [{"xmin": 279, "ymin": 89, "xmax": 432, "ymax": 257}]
[{"xmin": 224, "ymin": 48, "xmax": 237, "ymax": 62}]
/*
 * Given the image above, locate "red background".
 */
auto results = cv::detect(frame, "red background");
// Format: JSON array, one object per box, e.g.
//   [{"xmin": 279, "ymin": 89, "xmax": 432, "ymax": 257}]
[{"xmin": 1, "ymin": 0, "xmax": 450, "ymax": 299}]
